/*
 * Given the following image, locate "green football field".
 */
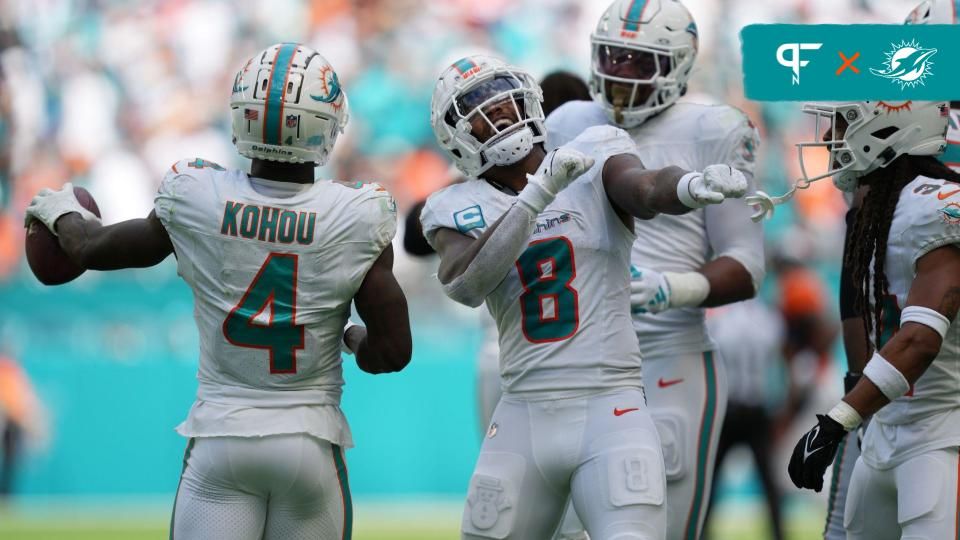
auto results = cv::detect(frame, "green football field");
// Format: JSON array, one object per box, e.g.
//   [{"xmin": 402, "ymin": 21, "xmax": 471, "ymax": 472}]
[{"xmin": 0, "ymin": 500, "xmax": 827, "ymax": 540}]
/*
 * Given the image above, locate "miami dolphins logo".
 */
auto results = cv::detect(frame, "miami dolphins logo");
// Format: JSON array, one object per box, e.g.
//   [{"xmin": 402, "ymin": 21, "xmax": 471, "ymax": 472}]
[
  {"xmin": 870, "ymin": 39, "xmax": 937, "ymax": 90},
  {"xmin": 310, "ymin": 65, "xmax": 342, "ymax": 107},
  {"xmin": 940, "ymin": 202, "xmax": 960, "ymax": 224}
]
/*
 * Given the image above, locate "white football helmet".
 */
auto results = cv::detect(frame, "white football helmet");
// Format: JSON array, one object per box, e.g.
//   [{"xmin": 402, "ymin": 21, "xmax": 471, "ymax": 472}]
[
  {"xmin": 431, "ymin": 55, "xmax": 546, "ymax": 179},
  {"xmin": 905, "ymin": 0, "xmax": 958, "ymax": 24},
  {"xmin": 590, "ymin": 0, "xmax": 698, "ymax": 128},
  {"xmin": 798, "ymin": 101, "xmax": 949, "ymax": 192},
  {"xmin": 230, "ymin": 43, "xmax": 348, "ymax": 165}
]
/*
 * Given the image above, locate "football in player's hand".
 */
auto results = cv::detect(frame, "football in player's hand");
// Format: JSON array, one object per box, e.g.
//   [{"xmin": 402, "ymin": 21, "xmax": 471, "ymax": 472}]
[{"xmin": 25, "ymin": 186, "xmax": 101, "ymax": 285}]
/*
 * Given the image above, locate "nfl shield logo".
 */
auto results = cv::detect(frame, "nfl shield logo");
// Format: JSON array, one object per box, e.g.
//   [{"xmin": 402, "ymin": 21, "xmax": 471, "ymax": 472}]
[{"xmin": 286, "ymin": 115, "xmax": 299, "ymax": 128}]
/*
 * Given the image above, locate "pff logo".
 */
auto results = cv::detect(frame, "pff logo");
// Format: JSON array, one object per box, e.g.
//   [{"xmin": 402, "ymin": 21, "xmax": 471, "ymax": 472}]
[
  {"xmin": 870, "ymin": 39, "xmax": 937, "ymax": 90},
  {"xmin": 777, "ymin": 43, "xmax": 823, "ymax": 85}
]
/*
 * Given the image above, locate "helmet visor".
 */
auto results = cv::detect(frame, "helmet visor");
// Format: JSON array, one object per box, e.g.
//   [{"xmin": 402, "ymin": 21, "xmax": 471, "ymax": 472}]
[
  {"xmin": 455, "ymin": 75, "xmax": 523, "ymax": 115},
  {"xmin": 596, "ymin": 44, "xmax": 671, "ymax": 82}
]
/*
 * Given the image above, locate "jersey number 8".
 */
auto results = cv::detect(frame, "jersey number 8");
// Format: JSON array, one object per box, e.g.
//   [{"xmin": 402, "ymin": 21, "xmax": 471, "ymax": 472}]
[{"xmin": 516, "ymin": 237, "xmax": 580, "ymax": 343}]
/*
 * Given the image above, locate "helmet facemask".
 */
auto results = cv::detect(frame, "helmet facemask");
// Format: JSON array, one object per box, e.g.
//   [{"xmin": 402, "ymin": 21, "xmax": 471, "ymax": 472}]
[{"xmin": 590, "ymin": 39, "xmax": 693, "ymax": 128}]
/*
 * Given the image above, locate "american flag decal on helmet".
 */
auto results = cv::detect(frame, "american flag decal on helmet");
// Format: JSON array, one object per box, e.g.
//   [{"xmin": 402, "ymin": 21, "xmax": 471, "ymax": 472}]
[{"xmin": 244, "ymin": 108, "xmax": 259, "ymax": 120}]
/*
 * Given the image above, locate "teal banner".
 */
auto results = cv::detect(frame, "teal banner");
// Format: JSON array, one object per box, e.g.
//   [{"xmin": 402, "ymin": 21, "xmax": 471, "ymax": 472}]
[{"xmin": 741, "ymin": 24, "xmax": 960, "ymax": 101}]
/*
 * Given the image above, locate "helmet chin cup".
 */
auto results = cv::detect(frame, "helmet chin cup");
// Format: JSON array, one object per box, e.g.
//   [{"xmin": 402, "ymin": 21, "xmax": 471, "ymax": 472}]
[{"xmin": 485, "ymin": 127, "xmax": 534, "ymax": 167}]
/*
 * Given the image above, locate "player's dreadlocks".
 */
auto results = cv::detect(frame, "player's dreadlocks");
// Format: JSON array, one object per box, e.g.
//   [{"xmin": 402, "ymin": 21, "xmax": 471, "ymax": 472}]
[{"xmin": 847, "ymin": 155, "xmax": 960, "ymax": 351}]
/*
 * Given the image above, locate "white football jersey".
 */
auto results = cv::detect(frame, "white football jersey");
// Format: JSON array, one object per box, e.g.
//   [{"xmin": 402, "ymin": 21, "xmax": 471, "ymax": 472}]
[
  {"xmin": 420, "ymin": 126, "xmax": 642, "ymax": 397},
  {"xmin": 861, "ymin": 175, "xmax": 960, "ymax": 468},
  {"xmin": 155, "ymin": 158, "xmax": 397, "ymax": 446},
  {"xmin": 546, "ymin": 101, "xmax": 763, "ymax": 355}
]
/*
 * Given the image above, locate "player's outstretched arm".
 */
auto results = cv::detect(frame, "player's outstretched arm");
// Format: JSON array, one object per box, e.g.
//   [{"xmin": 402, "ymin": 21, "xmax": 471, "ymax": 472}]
[
  {"xmin": 25, "ymin": 183, "xmax": 173, "ymax": 270},
  {"xmin": 788, "ymin": 245, "xmax": 960, "ymax": 492},
  {"xmin": 630, "ymin": 182, "xmax": 765, "ymax": 315},
  {"xmin": 56, "ymin": 211, "xmax": 174, "ymax": 270},
  {"xmin": 601, "ymin": 154, "xmax": 748, "ymax": 220},
  {"xmin": 349, "ymin": 245, "xmax": 412, "ymax": 374}
]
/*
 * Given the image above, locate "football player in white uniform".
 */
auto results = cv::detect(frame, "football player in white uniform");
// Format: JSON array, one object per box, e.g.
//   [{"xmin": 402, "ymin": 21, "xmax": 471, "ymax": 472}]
[
  {"xmin": 822, "ymin": 4, "xmax": 960, "ymax": 538},
  {"xmin": 785, "ymin": 99, "xmax": 960, "ymax": 540},
  {"xmin": 544, "ymin": 1, "xmax": 764, "ymax": 538},
  {"xmin": 24, "ymin": 43, "xmax": 412, "ymax": 540},
  {"xmin": 420, "ymin": 54, "xmax": 747, "ymax": 540}
]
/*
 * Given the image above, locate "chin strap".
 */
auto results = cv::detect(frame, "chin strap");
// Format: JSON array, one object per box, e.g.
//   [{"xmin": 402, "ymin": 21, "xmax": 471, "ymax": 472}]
[{"xmin": 745, "ymin": 177, "xmax": 816, "ymax": 222}]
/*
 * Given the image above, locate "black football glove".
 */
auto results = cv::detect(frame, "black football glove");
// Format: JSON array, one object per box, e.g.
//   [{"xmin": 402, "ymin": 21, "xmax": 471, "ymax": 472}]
[{"xmin": 788, "ymin": 414, "xmax": 847, "ymax": 492}]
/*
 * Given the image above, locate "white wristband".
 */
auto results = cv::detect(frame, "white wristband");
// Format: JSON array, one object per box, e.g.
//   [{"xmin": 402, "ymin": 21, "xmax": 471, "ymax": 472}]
[
  {"xmin": 863, "ymin": 351, "xmax": 910, "ymax": 402},
  {"xmin": 516, "ymin": 179, "xmax": 554, "ymax": 216},
  {"xmin": 663, "ymin": 271, "xmax": 710, "ymax": 308},
  {"xmin": 827, "ymin": 401, "xmax": 863, "ymax": 431},
  {"xmin": 342, "ymin": 321, "xmax": 361, "ymax": 355},
  {"xmin": 900, "ymin": 306, "xmax": 950, "ymax": 339},
  {"xmin": 676, "ymin": 172, "xmax": 704, "ymax": 209}
]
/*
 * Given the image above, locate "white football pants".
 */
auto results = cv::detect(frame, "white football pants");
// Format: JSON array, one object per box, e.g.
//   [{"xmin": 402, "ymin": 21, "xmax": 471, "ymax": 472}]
[
  {"xmin": 170, "ymin": 434, "xmax": 352, "ymax": 540},
  {"xmin": 462, "ymin": 388, "xmax": 666, "ymax": 540},
  {"xmin": 844, "ymin": 446, "xmax": 960, "ymax": 540},
  {"xmin": 643, "ymin": 350, "xmax": 727, "ymax": 540}
]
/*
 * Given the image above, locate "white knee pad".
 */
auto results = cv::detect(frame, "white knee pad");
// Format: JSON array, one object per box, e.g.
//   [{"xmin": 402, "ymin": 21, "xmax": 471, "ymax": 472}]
[
  {"xmin": 651, "ymin": 412, "xmax": 686, "ymax": 481},
  {"xmin": 462, "ymin": 453, "xmax": 525, "ymax": 539}
]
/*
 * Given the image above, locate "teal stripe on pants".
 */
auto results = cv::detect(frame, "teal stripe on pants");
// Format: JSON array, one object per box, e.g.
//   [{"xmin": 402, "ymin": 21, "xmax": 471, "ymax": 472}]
[
  {"xmin": 169, "ymin": 438, "xmax": 195, "ymax": 540},
  {"xmin": 333, "ymin": 444, "xmax": 353, "ymax": 540},
  {"xmin": 684, "ymin": 352, "xmax": 717, "ymax": 540}
]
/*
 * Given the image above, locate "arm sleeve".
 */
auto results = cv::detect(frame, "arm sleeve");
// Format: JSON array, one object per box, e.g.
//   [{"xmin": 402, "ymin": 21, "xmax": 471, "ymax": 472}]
[
  {"xmin": 703, "ymin": 170, "xmax": 765, "ymax": 291},
  {"xmin": 439, "ymin": 203, "xmax": 537, "ymax": 307},
  {"xmin": 419, "ymin": 184, "xmax": 539, "ymax": 308}
]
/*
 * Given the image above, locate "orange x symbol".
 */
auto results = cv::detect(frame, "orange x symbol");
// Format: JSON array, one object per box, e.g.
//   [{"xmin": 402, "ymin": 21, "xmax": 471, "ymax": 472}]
[{"xmin": 836, "ymin": 51, "xmax": 860, "ymax": 75}]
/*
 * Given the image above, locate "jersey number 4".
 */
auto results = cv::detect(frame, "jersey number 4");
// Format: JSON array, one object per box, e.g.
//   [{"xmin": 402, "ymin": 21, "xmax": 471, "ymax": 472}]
[
  {"xmin": 222, "ymin": 253, "xmax": 305, "ymax": 373},
  {"xmin": 516, "ymin": 237, "xmax": 580, "ymax": 343}
]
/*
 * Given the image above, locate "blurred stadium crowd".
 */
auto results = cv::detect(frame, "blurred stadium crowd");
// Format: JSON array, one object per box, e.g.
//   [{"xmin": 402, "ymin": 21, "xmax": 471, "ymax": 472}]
[{"xmin": 0, "ymin": 0, "xmax": 920, "ymax": 535}]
